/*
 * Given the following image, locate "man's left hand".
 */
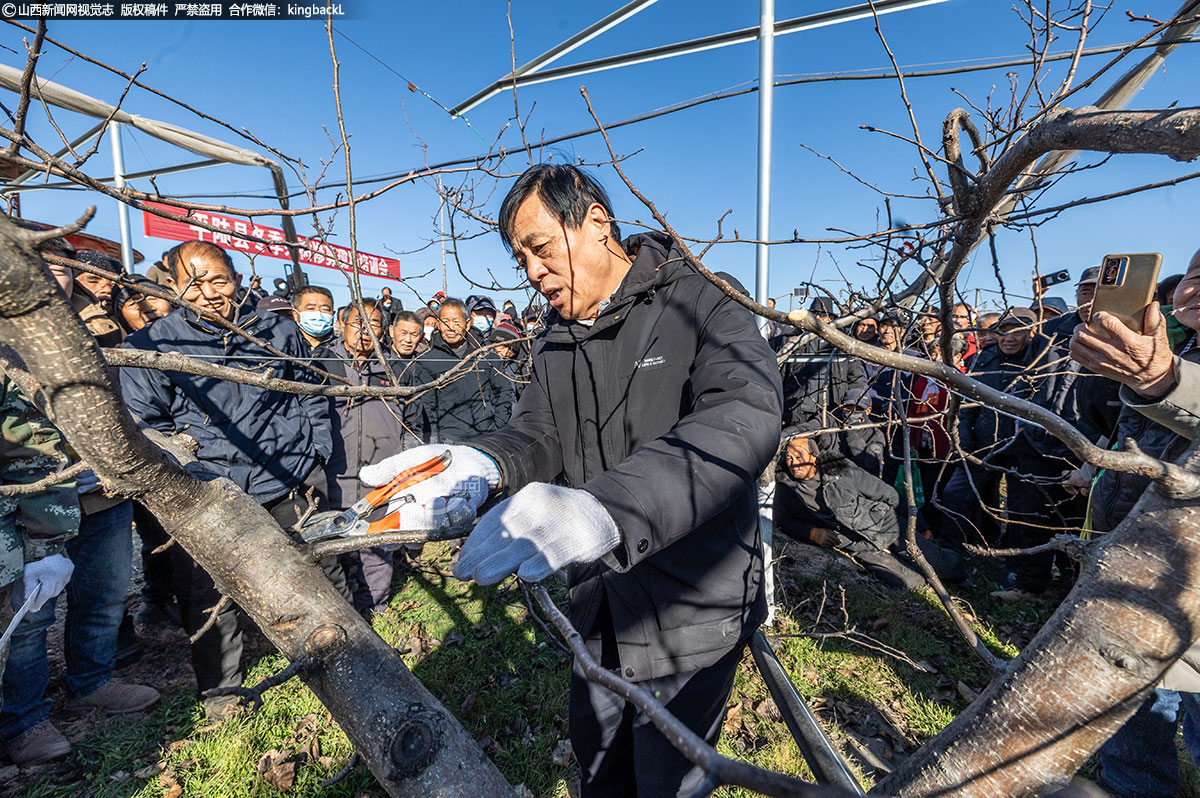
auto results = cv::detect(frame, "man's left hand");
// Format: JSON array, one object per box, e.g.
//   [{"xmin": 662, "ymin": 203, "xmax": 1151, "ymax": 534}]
[
  {"xmin": 453, "ymin": 483, "xmax": 621, "ymax": 585},
  {"xmin": 1070, "ymin": 303, "xmax": 1176, "ymax": 399}
]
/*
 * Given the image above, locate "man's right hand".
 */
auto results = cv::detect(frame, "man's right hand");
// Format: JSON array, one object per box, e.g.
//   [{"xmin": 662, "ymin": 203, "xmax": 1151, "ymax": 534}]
[
  {"xmin": 23, "ymin": 553, "xmax": 74, "ymax": 612},
  {"xmin": 1070, "ymin": 303, "xmax": 1176, "ymax": 399},
  {"xmin": 808, "ymin": 527, "xmax": 841, "ymax": 548},
  {"xmin": 360, "ymin": 444, "xmax": 501, "ymax": 531}
]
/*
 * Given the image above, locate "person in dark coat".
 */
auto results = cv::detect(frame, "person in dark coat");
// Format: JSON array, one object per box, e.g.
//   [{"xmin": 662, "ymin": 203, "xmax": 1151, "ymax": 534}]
[
  {"xmin": 361, "ymin": 164, "xmax": 783, "ymax": 797},
  {"xmin": 417, "ymin": 298, "xmax": 515, "ymax": 442},
  {"xmin": 316, "ymin": 301, "xmax": 427, "ymax": 615},
  {"xmin": 119, "ymin": 241, "xmax": 335, "ymax": 715},
  {"xmin": 780, "ymin": 296, "xmax": 866, "ymax": 426},
  {"xmin": 994, "ymin": 270, "xmax": 1109, "ymax": 599},
  {"xmin": 939, "ymin": 308, "xmax": 1039, "ymax": 551},
  {"xmin": 773, "ymin": 424, "xmax": 962, "ymax": 589}
]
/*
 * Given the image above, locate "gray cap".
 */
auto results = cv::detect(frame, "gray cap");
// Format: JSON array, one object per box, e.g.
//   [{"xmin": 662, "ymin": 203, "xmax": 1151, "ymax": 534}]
[
  {"xmin": 995, "ymin": 307, "xmax": 1039, "ymax": 330},
  {"xmin": 1078, "ymin": 266, "xmax": 1100, "ymax": 285}
]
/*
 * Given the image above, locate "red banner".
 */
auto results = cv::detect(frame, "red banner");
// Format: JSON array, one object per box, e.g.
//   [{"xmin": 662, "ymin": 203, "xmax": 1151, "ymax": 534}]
[{"xmin": 141, "ymin": 202, "xmax": 401, "ymax": 282}]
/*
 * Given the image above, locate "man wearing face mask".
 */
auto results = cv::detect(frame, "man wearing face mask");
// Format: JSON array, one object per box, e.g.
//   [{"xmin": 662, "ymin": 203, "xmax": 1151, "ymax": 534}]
[
  {"xmin": 291, "ymin": 286, "xmax": 337, "ymax": 355},
  {"xmin": 468, "ymin": 296, "xmax": 498, "ymax": 340}
]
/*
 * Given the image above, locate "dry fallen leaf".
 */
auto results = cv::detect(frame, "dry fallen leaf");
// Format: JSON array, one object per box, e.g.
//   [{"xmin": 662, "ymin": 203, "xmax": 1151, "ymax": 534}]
[{"xmin": 261, "ymin": 760, "xmax": 296, "ymax": 791}]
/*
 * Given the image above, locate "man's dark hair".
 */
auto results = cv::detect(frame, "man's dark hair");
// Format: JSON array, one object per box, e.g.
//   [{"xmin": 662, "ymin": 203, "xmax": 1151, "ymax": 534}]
[
  {"xmin": 164, "ymin": 241, "xmax": 235, "ymax": 283},
  {"xmin": 291, "ymin": 285, "xmax": 333, "ymax": 309},
  {"xmin": 438, "ymin": 298, "xmax": 469, "ymax": 320},
  {"xmin": 392, "ymin": 309, "xmax": 421, "ymax": 327},
  {"xmin": 342, "ymin": 298, "xmax": 380, "ymax": 319},
  {"xmin": 497, "ymin": 164, "xmax": 620, "ymax": 252}
]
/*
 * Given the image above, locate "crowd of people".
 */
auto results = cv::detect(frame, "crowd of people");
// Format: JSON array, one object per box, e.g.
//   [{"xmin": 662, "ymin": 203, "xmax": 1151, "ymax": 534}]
[{"xmin": 0, "ymin": 161, "xmax": 1196, "ymax": 796}]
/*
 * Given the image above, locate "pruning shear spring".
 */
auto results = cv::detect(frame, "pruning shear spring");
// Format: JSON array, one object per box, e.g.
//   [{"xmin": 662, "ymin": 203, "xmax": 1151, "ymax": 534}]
[{"xmin": 297, "ymin": 450, "xmax": 450, "ymax": 543}]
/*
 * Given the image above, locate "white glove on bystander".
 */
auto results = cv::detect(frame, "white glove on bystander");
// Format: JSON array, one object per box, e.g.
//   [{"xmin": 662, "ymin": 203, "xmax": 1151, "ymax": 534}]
[
  {"xmin": 453, "ymin": 483, "xmax": 622, "ymax": 585},
  {"xmin": 360, "ymin": 444, "xmax": 500, "ymax": 531},
  {"xmin": 23, "ymin": 553, "xmax": 74, "ymax": 611}
]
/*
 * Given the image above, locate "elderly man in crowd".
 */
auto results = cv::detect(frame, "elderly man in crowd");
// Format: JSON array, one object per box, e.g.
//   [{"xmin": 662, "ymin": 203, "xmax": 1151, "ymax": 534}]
[{"xmin": 120, "ymin": 240, "xmax": 338, "ymax": 717}]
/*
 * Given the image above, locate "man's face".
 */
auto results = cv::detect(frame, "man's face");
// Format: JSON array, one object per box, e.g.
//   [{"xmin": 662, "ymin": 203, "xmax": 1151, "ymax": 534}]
[
  {"xmin": 392, "ymin": 319, "xmax": 423, "ymax": 356},
  {"xmin": 854, "ymin": 318, "xmax": 878, "ymax": 341},
  {"xmin": 1076, "ymin": 282, "xmax": 1097, "ymax": 322},
  {"xmin": 785, "ymin": 438, "xmax": 818, "ymax": 481},
  {"xmin": 381, "ymin": 287, "xmax": 391, "ymax": 298},
  {"xmin": 119, "ymin": 295, "xmax": 165, "ymax": 332},
  {"xmin": 920, "ymin": 315, "xmax": 940, "ymax": 340},
  {"xmin": 997, "ymin": 324, "xmax": 1032, "ymax": 355},
  {"xmin": 951, "ymin": 305, "xmax": 972, "ymax": 330},
  {"xmin": 495, "ymin": 343, "xmax": 516, "ymax": 359},
  {"xmin": 439, "ymin": 306, "xmax": 468, "ymax": 347},
  {"xmin": 878, "ymin": 324, "xmax": 898, "ymax": 350},
  {"xmin": 294, "ymin": 292, "xmax": 334, "ymax": 317},
  {"xmin": 168, "ymin": 251, "xmax": 242, "ymax": 321},
  {"xmin": 341, "ymin": 306, "xmax": 385, "ymax": 358},
  {"xmin": 509, "ymin": 195, "xmax": 617, "ymax": 321},
  {"xmin": 1172, "ymin": 252, "xmax": 1200, "ymax": 332},
  {"xmin": 75, "ymin": 272, "xmax": 115, "ymax": 304}
]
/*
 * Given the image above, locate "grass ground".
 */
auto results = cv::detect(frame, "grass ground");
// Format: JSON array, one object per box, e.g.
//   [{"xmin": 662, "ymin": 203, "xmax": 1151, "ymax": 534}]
[{"xmin": 3, "ymin": 539, "xmax": 1195, "ymax": 797}]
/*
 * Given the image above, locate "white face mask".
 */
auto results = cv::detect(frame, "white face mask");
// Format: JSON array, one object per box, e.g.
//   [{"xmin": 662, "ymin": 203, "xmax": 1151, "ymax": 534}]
[{"xmin": 423, "ymin": 326, "xmax": 434, "ymax": 341}]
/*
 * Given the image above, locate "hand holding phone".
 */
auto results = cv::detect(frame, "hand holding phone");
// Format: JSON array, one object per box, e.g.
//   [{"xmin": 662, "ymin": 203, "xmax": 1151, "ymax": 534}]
[
  {"xmin": 1088, "ymin": 253, "xmax": 1162, "ymax": 334},
  {"xmin": 1070, "ymin": 301, "xmax": 1176, "ymax": 399}
]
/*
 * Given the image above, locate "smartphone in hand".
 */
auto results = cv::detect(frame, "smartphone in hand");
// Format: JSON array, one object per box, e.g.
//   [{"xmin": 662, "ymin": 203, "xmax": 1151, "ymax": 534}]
[{"xmin": 1089, "ymin": 253, "xmax": 1162, "ymax": 334}]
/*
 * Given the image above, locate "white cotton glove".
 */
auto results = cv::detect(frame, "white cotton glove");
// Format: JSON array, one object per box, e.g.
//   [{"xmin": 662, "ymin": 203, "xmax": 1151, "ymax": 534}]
[
  {"xmin": 75, "ymin": 469, "xmax": 101, "ymax": 494},
  {"xmin": 360, "ymin": 444, "xmax": 500, "ymax": 531},
  {"xmin": 23, "ymin": 553, "xmax": 74, "ymax": 612},
  {"xmin": 453, "ymin": 483, "xmax": 622, "ymax": 585}
]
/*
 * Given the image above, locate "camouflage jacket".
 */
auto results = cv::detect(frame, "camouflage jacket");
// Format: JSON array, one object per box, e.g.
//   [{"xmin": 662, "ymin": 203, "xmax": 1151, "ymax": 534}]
[{"xmin": 0, "ymin": 373, "xmax": 80, "ymax": 589}]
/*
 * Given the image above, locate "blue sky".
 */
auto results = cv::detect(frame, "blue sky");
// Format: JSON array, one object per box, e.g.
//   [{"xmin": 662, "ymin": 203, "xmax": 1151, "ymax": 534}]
[{"xmin": 5, "ymin": 1, "xmax": 1199, "ymax": 313}]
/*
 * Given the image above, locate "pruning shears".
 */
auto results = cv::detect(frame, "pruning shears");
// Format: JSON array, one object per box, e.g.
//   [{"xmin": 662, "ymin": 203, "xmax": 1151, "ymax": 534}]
[{"xmin": 297, "ymin": 451, "xmax": 451, "ymax": 543}]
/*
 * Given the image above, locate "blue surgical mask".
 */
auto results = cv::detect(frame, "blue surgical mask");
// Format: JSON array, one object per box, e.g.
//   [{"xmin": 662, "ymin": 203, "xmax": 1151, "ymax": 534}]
[
  {"xmin": 297, "ymin": 310, "xmax": 334, "ymax": 338},
  {"xmin": 473, "ymin": 316, "xmax": 493, "ymax": 331}
]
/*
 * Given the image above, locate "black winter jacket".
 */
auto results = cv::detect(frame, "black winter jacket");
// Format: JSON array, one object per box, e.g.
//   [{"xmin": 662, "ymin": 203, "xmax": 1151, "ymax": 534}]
[
  {"xmin": 773, "ymin": 426, "xmax": 900, "ymax": 552},
  {"xmin": 781, "ymin": 340, "xmax": 866, "ymax": 426},
  {"xmin": 958, "ymin": 344, "xmax": 1037, "ymax": 457},
  {"xmin": 121, "ymin": 309, "xmax": 332, "ymax": 503},
  {"xmin": 317, "ymin": 342, "xmax": 427, "ymax": 507},
  {"xmin": 1015, "ymin": 311, "xmax": 1106, "ymax": 462},
  {"xmin": 470, "ymin": 232, "xmax": 784, "ymax": 682},
  {"xmin": 1090, "ymin": 333, "xmax": 1199, "ymax": 533},
  {"xmin": 416, "ymin": 332, "xmax": 516, "ymax": 444}
]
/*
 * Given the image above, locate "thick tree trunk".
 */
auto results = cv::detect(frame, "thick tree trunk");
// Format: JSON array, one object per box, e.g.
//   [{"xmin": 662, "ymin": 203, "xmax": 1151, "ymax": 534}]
[
  {"xmin": 874, "ymin": 459, "xmax": 1200, "ymax": 797},
  {"xmin": 0, "ymin": 214, "xmax": 514, "ymax": 797}
]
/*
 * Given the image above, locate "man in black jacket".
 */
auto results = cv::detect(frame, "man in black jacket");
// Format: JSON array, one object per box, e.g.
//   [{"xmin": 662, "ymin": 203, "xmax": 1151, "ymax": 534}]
[
  {"xmin": 940, "ymin": 308, "xmax": 1038, "ymax": 551},
  {"xmin": 773, "ymin": 423, "xmax": 962, "ymax": 589},
  {"xmin": 418, "ymin": 298, "xmax": 515, "ymax": 442},
  {"xmin": 780, "ymin": 296, "xmax": 866, "ymax": 426},
  {"xmin": 362, "ymin": 164, "xmax": 783, "ymax": 797}
]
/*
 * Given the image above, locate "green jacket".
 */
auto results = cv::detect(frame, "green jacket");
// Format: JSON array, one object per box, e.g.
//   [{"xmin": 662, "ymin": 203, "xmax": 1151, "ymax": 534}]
[{"xmin": 0, "ymin": 373, "xmax": 80, "ymax": 589}]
